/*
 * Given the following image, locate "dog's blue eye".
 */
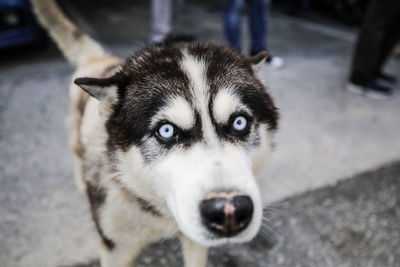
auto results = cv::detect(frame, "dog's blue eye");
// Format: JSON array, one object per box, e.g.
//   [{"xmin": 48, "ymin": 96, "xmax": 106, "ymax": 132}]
[
  {"xmin": 233, "ymin": 116, "xmax": 247, "ymax": 131},
  {"xmin": 158, "ymin": 124, "xmax": 174, "ymax": 139}
]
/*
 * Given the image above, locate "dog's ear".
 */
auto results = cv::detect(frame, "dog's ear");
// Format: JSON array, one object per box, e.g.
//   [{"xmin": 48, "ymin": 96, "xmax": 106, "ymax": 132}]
[
  {"xmin": 74, "ymin": 77, "xmax": 118, "ymax": 118},
  {"xmin": 248, "ymin": 51, "xmax": 269, "ymax": 73}
]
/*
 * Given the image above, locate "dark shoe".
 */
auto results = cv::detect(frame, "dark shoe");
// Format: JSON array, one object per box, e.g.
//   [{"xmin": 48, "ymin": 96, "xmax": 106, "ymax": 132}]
[
  {"xmin": 377, "ymin": 72, "xmax": 397, "ymax": 84},
  {"xmin": 346, "ymin": 81, "xmax": 393, "ymax": 99}
]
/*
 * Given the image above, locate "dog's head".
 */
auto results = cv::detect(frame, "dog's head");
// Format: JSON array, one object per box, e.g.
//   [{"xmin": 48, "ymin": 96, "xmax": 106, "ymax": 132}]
[{"xmin": 75, "ymin": 43, "xmax": 278, "ymax": 247}]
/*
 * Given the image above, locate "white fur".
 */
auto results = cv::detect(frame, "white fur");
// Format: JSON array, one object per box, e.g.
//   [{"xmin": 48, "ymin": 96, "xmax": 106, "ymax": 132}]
[
  {"xmin": 151, "ymin": 97, "xmax": 195, "ymax": 130},
  {"xmin": 149, "ymin": 142, "xmax": 263, "ymax": 246},
  {"xmin": 213, "ymin": 88, "xmax": 240, "ymax": 124},
  {"xmin": 251, "ymin": 124, "xmax": 273, "ymax": 174},
  {"xmin": 180, "ymin": 234, "xmax": 208, "ymax": 267},
  {"xmin": 115, "ymin": 147, "xmax": 173, "ymax": 218},
  {"xmin": 212, "ymin": 87, "xmax": 252, "ymax": 124},
  {"xmin": 99, "ymin": 86, "xmax": 118, "ymax": 118},
  {"xmin": 99, "ymin": 181, "xmax": 178, "ymax": 267},
  {"xmin": 180, "ymin": 51, "xmax": 219, "ymax": 146},
  {"xmin": 79, "ymin": 85, "xmax": 118, "ymax": 118}
]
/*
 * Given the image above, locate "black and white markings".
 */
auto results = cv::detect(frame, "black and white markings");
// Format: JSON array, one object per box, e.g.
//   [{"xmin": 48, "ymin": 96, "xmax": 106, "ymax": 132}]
[{"xmin": 75, "ymin": 43, "xmax": 278, "ymax": 157}]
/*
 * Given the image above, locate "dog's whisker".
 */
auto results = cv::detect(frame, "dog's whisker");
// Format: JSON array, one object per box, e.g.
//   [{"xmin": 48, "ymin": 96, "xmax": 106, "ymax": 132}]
[
  {"xmin": 263, "ymin": 201, "xmax": 289, "ymax": 211},
  {"xmin": 260, "ymin": 226, "xmax": 275, "ymax": 237},
  {"xmin": 261, "ymin": 216, "xmax": 272, "ymax": 222}
]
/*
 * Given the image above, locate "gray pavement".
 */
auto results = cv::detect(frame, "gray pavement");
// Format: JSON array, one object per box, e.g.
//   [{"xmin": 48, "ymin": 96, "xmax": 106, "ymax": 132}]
[
  {"xmin": 0, "ymin": 1, "xmax": 399, "ymax": 266},
  {"xmin": 47, "ymin": 162, "xmax": 400, "ymax": 267},
  {"xmin": 139, "ymin": 161, "xmax": 400, "ymax": 267}
]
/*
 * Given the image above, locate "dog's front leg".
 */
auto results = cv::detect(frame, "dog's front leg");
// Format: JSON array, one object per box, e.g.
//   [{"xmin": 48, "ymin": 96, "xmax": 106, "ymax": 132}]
[
  {"xmin": 99, "ymin": 241, "xmax": 145, "ymax": 267},
  {"xmin": 180, "ymin": 234, "xmax": 208, "ymax": 267}
]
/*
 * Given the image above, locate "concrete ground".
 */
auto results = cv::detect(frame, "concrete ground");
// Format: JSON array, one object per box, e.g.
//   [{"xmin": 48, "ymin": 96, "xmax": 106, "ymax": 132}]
[{"xmin": 0, "ymin": 1, "xmax": 399, "ymax": 266}]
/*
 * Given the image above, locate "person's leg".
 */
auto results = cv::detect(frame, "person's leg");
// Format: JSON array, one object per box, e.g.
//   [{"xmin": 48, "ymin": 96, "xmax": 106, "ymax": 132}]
[
  {"xmin": 150, "ymin": 0, "xmax": 173, "ymax": 43},
  {"xmin": 347, "ymin": 0, "xmax": 400, "ymax": 98},
  {"xmin": 285, "ymin": 0, "xmax": 296, "ymax": 15},
  {"xmin": 248, "ymin": 0, "xmax": 284, "ymax": 69},
  {"xmin": 349, "ymin": 0, "xmax": 400, "ymax": 86},
  {"xmin": 248, "ymin": 0, "xmax": 269, "ymax": 55},
  {"xmin": 223, "ymin": 0, "xmax": 244, "ymax": 51},
  {"xmin": 374, "ymin": 16, "xmax": 400, "ymax": 84},
  {"xmin": 376, "ymin": 7, "xmax": 400, "ymax": 77},
  {"xmin": 301, "ymin": 0, "xmax": 310, "ymax": 12}
]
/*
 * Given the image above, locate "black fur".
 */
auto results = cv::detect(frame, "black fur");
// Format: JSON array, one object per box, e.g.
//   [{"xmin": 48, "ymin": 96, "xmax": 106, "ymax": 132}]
[
  {"xmin": 187, "ymin": 43, "xmax": 278, "ymax": 131},
  {"xmin": 135, "ymin": 196, "xmax": 162, "ymax": 217},
  {"xmin": 75, "ymin": 43, "xmax": 279, "ymax": 157},
  {"xmin": 86, "ymin": 182, "xmax": 115, "ymax": 250},
  {"xmin": 106, "ymin": 45, "xmax": 192, "ymax": 153}
]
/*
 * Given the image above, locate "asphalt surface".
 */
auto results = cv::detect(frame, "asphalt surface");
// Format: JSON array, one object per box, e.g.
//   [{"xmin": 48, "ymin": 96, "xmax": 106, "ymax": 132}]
[
  {"xmin": 61, "ymin": 161, "xmax": 400, "ymax": 267},
  {"xmin": 0, "ymin": 0, "xmax": 399, "ymax": 266},
  {"xmin": 139, "ymin": 161, "xmax": 400, "ymax": 267}
]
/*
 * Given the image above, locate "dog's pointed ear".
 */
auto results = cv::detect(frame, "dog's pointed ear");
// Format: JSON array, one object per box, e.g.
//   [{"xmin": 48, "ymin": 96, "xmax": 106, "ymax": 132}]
[
  {"xmin": 248, "ymin": 51, "xmax": 269, "ymax": 73},
  {"xmin": 74, "ymin": 77, "xmax": 118, "ymax": 118},
  {"xmin": 74, "ymin": 77, "xmax": 117, "ymax": 100}
]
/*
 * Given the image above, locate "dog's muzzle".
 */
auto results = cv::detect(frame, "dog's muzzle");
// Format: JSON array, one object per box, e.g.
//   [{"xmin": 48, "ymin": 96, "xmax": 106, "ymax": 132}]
[{"xmin": 200, "ymin": 192, "xmax": 254, "ymax": 237}]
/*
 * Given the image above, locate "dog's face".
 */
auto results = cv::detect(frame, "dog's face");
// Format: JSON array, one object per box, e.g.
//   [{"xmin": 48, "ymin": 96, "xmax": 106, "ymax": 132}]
[{"xmin": 75, "ymin": 43, "xmax": 278, "ymax": 247}]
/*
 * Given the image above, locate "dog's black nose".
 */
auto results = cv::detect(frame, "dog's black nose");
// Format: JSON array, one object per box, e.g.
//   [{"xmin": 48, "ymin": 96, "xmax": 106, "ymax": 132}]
[{"xmin": 200, "ymin": 195, "xmax": 253, "ymax": 237}]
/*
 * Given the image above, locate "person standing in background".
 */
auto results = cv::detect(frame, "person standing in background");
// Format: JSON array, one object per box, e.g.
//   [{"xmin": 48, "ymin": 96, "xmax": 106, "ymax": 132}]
[
  {"xmin": 285, "ymin": 0, "xmax": 310, "ymax": 17},
  {"xmin": 223, "ymin": 0, "xmax": 284, "ymax": 69},
  {"xmin": 150, "ymin": 0, "xmax": 194, "ymax": 45},
  {"xmin": 346, "ymin": 0, "xmax": 400, "ymax": 99}
]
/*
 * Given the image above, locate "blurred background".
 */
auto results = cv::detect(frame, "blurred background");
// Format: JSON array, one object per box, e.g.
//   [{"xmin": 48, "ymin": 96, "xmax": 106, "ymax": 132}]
[{"xmin": 0, "ymin": 0, "xmax": 399, "ymax": 266}]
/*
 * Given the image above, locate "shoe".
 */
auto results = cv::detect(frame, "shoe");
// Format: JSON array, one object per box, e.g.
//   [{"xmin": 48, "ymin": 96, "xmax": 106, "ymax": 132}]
[
  {"xmin": 266, "ymin": 55, "xmax": 284, "ymax": 69},
  {"xmin": 377, "ymin": 72, "xmax": 397, "ymax": 84},
  {"xmin": 346, "ymin": 81, "xmax": 393, "ymax": 99}
]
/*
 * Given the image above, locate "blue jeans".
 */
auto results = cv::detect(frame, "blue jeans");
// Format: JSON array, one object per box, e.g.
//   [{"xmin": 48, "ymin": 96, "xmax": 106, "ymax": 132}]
[{"xmin": 223, "ymin": 0, "xmax": 270, "ymax": 54}]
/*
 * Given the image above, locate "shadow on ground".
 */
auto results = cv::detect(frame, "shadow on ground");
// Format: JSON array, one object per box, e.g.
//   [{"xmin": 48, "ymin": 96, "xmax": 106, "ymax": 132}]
[{"xmin": 64, "ymin": 161, "xmax": 399, "ymax": 267}]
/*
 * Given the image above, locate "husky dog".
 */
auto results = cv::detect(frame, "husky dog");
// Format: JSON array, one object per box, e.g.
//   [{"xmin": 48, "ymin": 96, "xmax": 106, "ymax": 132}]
[{"xmin": 31, "ymin": 0, "xmax": 279, "ymax": 266}]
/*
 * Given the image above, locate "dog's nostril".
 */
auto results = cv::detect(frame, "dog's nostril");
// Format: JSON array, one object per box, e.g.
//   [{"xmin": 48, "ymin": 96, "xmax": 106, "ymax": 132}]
[
  {"xmin": 200, "ymin": 195, "xmax": 253, "ymax": 237},
  {"xmin": 236, "ymin": 213, "xmax": 248, "ymax": 225},
  {"xmin": 232, "ymin": 195, "xmax": 254, "ymax": 225},
  {"xmin": 200, "ymin": 197, "xmax": 227, "ymax": 227},
  {"xmin": 210, "ymin": 213, "xmax": 225, "ymax": 225},
  {"xmin": 232, "ymin": 196, "xmax": 254, "ymax": 227}
]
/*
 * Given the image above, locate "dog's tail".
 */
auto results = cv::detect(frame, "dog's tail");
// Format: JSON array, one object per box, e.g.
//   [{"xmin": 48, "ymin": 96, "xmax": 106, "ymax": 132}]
[{"xmin": 30, "ymin": 0, "xmax": 106, "ymax": 66}]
